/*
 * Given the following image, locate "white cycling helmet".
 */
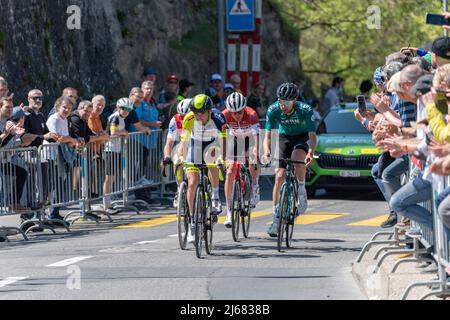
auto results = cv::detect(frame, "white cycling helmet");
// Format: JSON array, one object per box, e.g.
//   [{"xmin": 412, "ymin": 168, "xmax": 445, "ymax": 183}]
[
  {"xmin": 225, "ymin": 92, "xmax": 247, "ymax": 113},
  {"xmin": 116, "ymin": 98, "xmax": 133, "ymax": 111},
  {"xmin": 177, "ymin": 98, "xmax": 192, "ymax": 116}
]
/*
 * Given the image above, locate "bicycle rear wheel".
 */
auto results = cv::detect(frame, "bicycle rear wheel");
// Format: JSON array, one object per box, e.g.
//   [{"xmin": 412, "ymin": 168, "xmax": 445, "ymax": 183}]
[
  {"xmin": 231, "ymin": 179, "xmax": 241, "ymax": 242},
  {"xmin": 177, "ymin": 182, "xmax": 189, "ymax": 250},
  {"xmin": 194, "ymin": 187, "xmax": 204, "ymax": 259},
  {"xmin": 242, "ymin": 171, "xmax": 252, "ymax": 239},
  {"xmin": 277, "ymin": 184, "xmax": 288, "ymax": 252}
]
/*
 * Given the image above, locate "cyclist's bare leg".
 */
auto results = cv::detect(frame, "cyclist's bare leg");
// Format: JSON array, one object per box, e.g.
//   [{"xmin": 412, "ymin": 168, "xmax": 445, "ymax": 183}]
[
  {"xmin": 249, "ymin": 164, "xmax": 260, "ymax": 186},
  {"xmin": 225, "ymin": 164, "xmax": 237, "ymax": 208},
  {"xmin": 291, "ymin": 149, "xmax": 307, "ymax": 182},
  {"xmin": 187, "ymin": 172, "xmax": 199, "ymax": 217},
  {"xmin": 208, "ymin": 168, "xmax": 220, "ymax": 190},
  {"xmin": 273, "ymin": 168, "xmax": 286, "ymax": 207}
]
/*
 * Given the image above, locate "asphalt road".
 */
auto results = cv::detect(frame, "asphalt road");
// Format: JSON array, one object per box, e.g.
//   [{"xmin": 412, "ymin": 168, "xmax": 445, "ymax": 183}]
[{"xmin": 0, "ymin": 182, "xmax": 389, "ymax": 300}]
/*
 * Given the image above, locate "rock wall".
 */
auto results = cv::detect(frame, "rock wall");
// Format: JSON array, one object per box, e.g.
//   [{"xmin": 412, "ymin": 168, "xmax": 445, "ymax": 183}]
[{"xmin": 0, "ymin": 0, "xmax": 303, "ymax": 104}]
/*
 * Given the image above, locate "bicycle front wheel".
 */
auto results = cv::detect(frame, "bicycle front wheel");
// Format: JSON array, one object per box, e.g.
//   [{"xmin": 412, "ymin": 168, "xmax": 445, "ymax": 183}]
[
  {"xmin": 231, "ymin": 179, "xmax": 241, "ymax": 242},
  {"xmin": 194, "ymin": 187, "xmax": 204, "ymax": 259},
  {"xmin": 204, "ymin": 182, "xmax": 214, "ymax": 255},
  {"xmin": 242, "ymin": 171, "xmax": 252, "ymax": 239},
  {"xmin": 286, "ymin": 183, "xmax": 297, "ymax": 248},
  {"xmin": 177, "ymin": 182, "xmax": 189, "ymax": 250},
  {"xmin": 277, "ymin": 184, "xmax": 288, "ymax": 253}
]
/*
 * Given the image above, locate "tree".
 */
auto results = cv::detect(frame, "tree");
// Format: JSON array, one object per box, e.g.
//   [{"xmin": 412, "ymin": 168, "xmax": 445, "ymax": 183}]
[{"xmin": 270, "ymin": 0, "xmax": 442, "ymax": 98}]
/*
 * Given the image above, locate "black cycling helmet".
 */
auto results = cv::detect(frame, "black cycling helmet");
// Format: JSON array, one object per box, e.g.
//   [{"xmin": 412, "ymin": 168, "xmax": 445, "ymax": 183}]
[
  {"xmin": 277, "ymin": 83, "xmax": 300, "ymax": 101},
  {"xmin": 191, "ymin": 94, "xmax": 213, "ymax": 114}
]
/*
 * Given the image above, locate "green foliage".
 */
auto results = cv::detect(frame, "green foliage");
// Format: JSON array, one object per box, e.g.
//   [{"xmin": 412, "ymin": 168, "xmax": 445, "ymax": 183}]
[
  {"xmin": 271, "ymin": 0, "xmax": 443, "ymax": 97},
  {"xmin": 169, "ymin": 24, "xmax": 217, "ymax": 57},
  {"xmin": 116, "ymin": 10, "xmax": 131, "ymax": 38},
  {"xmin": 0, "ymin": 31, "xmax": 6, "ymax": 49}
]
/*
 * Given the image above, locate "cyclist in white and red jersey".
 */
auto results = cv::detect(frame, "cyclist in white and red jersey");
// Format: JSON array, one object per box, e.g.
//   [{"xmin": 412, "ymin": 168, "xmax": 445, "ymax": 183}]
[
  {"xmin": 222, "ymin": 92, "xmax": 261, "ymax": 228},
  {"xmin": 161, "ymin": 98, "xmax": 191, "ymax": 208}
]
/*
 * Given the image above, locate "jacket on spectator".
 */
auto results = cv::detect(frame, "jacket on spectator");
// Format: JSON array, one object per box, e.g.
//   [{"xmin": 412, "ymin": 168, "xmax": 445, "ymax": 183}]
[
  {"xmin": 69, "ymin": 111, "xmax": 95, "ymax": 144},
  {"xmin": 426, "ymin": 101, "xmax": 450, "ymax": 143}
]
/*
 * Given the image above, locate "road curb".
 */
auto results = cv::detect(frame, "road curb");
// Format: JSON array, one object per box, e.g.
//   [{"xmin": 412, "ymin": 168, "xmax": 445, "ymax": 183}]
[{"xmin": 352, "ymin": 244, "xmax": 440, "ymax": 300}]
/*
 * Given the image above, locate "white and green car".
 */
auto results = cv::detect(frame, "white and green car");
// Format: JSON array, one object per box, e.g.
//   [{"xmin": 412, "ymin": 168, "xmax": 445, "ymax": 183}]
[{"xmin": 307, "ymin": 103, "xmax": 381, "ymax": 197}]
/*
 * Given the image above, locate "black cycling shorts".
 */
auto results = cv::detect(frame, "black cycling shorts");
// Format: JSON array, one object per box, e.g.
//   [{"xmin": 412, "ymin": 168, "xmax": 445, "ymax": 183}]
[{"xmin": 278, "ymin": 133, "xmax": 309, "ymax": 169}]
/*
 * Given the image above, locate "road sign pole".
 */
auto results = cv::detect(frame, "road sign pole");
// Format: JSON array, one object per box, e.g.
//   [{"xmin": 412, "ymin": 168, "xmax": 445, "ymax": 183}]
[
  {"xmin": 218, "ymin": 0, "xmax": 226, "ymax": 80},
  {"xmin": 445, "ymin": 0, "xmax": 449, "ymax": 37}
]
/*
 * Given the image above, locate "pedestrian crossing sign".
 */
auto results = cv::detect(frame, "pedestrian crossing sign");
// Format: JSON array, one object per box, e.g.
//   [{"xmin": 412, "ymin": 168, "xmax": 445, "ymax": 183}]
[
  {"xmin": 230, "ymin": 0, "xmax": 251, "ymax": 15},
  {"xmin": 227, "ymin": 0, "xmax": 255, "ymax": 32}
]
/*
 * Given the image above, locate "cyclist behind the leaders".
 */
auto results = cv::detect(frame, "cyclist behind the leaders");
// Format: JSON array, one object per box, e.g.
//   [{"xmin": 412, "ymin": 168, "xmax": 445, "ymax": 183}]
[
  {"xmin": 177, "ymin": 94, "xmax": 227, "ymax": 243},
  {"xmin": 161, "ymin": 98, "xmax": 192, "ymax": 208},
  {"xmin": 262, "ymin": 83, "xmax": 317, "ymax": 237},
  {"xmin": 222, "ymin": 92, "xmax": 261, "ymax": 228}
]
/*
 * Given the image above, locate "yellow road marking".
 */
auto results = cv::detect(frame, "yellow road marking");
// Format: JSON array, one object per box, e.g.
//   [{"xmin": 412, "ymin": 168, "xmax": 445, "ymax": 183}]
[
  {"xmin": 116, "ymin": 215, "xmax": 177, "ymax": 229},
  {"xmin": 296, "ymin": 212, "xmax": 349, "ymax": 225},
  {"xmin": 217, "ymin": 211, "xmax": 272, "ymax": 224},
  {"xmin": 265, "ymin": 212, "xmax": 349, "ymax": 225},
  {"xmin": 117, "ymin": 211, "xmax": 273, "ymax": 229},
  {"xmin": 348, "ymin": 215, "xmax": 389, "ymax": 227}
]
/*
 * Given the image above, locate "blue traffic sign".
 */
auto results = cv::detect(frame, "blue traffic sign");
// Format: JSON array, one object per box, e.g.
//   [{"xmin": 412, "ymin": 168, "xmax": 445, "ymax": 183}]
[{"xmin": 226, "ymin": 0, "xmax": 255, "ymax": 33}]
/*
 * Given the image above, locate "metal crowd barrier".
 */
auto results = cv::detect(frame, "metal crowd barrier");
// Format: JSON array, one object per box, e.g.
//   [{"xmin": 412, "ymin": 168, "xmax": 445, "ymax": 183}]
[
  {"xmin": 355, "ymin": 154, "xmax": 450, "ymax": 299},
  {"xmin": 123, "ymin": 130, "xmax": 164, "ymax": 210},
  {"xmin": 0, "ymin": 147, "xmax": 41, "ymax": 240},
  {"xmin": 401, "ymin": 175, "xmax": 450, "ymax": 299},
  {"xmin": 0, "ymin": 130, "xmax": 170, "ymax": 241}
]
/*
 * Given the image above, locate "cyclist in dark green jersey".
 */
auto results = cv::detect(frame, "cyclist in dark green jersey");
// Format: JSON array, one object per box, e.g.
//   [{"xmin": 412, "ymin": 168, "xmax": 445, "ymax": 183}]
[{"xmin": 262, "ymin": 83, "xmax": 318, "ymax": 237}]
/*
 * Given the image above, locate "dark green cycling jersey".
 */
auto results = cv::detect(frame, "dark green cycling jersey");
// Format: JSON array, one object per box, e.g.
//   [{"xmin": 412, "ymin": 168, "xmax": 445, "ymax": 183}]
[{"xmin": 265, "ymin": 101, "xmax": 316, "ymax": 136}]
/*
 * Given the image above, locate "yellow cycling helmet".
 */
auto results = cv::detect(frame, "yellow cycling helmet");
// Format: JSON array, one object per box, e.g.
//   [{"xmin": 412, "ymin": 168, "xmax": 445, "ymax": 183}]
[{"xmin": 191, "ymin": 94, "xmax": 213, "ymax": 114}]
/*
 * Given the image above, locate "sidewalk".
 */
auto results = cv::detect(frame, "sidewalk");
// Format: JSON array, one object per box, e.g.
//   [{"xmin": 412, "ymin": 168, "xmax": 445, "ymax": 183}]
[{"xmin": 352, "ymin": 243, "xmax": 442, "ymax": 300}]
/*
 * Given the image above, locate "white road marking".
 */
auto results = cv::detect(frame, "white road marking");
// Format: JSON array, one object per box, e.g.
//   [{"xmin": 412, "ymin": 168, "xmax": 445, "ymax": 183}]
[
  {"xmin": 0, "ymin": 277, "xmax": 28, "ymax": 288},
  {"xmin": 134, "ymin": 240, "xmax": 161, "ymax": 245},
  {"xmin": 46, "ymin": 256, "xmax": 93, "ymax": 268},
  {"xmin": 168, "ymin": 234, "xmax": 178, "ymax": 238}
]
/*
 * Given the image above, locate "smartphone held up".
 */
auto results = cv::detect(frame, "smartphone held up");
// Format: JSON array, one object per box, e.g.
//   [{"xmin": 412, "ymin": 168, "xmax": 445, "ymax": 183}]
[
  {"xmin": 426, "ymin": 13, "xmax": 450, "ymax": 26},
  {"xmin": 357, "ymin": 95, "xmax": 367, "ymax": 113}
]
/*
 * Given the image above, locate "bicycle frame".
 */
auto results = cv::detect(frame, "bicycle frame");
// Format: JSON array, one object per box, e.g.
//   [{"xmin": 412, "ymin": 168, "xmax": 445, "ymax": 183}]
[{"xmin": 280, "ymin": 161, "xmax": 297, "ymax": 222}]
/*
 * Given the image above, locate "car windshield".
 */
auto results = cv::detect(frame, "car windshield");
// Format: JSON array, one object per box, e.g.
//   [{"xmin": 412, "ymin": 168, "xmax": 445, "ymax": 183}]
[{"xmin": 318, "ymin": 108, "xmax": 370, "ymax": 134}]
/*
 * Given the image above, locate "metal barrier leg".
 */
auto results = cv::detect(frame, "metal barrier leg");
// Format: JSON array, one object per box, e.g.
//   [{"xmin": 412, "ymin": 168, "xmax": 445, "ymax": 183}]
[
  {"xmin": 391, "ymin": 257, "xmax": 435, "ymax": 274},
  {"xmin": 373, "ymin": 248, "xmax": 429, "ymax": 273},
  {"xmin": 355, "ymin": 227, "xmax": 406, "ymax": 263},
  {"xmin": 373, "ymin": 240, "xmax": 414, "ymax": 260},
  {"xmin": 401, "ymin": 280, "xmax": 443, "ymax": 300},
  {"xmin": 110, "ymin": 200, "xmax": 141, "ymax": 215},
  {"xmin": 0, "ymin": 227, "xmax": 28, "ymax": 241},
  {"xmin": 420, "ymin": 289, "xmax": 450, "ymax": 300},
  {"xmin": 390, "ymin": 238, "xmax": 434, "ymax": 273},
  {"xmin": 19, "ymin": 211, "xmax": 57, "ymax": 235},
  {"xmin": 355, "ymin": 240, "xmax": 400, "ymax": 263},
  {"xmin": 370, "ymin": 231, "xmax": 395, "ymax": 242}
]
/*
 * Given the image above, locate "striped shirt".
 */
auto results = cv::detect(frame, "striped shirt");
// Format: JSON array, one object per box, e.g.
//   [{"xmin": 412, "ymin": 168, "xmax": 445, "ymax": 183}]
[{"xmin": 395, "ymin": 99, "xmax": 416, "ymax": 128}]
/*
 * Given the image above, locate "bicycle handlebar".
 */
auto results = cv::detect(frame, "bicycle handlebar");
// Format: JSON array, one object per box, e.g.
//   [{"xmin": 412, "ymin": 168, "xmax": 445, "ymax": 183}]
[{"xmin": 273, "ymin": 158, "xmax": 306, "ymax": 165}]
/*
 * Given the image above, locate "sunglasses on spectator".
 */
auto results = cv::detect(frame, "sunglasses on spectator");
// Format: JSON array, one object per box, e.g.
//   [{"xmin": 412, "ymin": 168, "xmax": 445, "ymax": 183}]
[
  {"xmin": 31, "ymin": 96, "xmax": 44, "ymax": 101},
  {"xmin": 68, "ymin": 95, "xmax": 78, "ymax": 100}
]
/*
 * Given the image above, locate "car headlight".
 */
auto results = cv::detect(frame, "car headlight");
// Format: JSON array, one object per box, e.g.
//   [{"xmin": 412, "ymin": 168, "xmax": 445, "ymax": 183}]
[{"xmin": 313, "ymin": 152, "xmax": 321, "ymax": 160}]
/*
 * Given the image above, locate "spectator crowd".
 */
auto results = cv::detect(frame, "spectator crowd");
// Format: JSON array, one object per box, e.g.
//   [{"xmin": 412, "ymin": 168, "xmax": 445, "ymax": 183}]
[{"xmin": 349, "ymin": 15, "xmax": 450, "ymax": 285}]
